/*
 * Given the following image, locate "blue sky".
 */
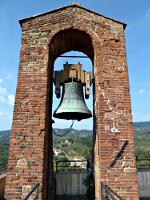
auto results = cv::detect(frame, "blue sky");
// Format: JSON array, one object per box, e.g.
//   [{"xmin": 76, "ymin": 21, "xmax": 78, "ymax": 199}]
[{"xmin": 0, "ymin": 0, "xmax": 150, "ymax": 130}]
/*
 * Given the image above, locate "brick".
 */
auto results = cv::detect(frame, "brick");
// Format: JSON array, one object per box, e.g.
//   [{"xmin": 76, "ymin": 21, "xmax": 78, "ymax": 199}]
[{"xmin": 5, "ymin": 4, "xmax": 139, "ymax": 200}]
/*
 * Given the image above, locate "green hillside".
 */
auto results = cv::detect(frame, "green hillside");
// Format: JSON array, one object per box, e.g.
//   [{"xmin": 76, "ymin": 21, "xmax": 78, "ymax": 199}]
[
  {"xmin": 0, "ymin": 130, "xmax": 10, "ymax": 161},
  {"xmin": 134, "ymin": 122, "xmax": 150, "ymax": 168},
  {"xmin": 0, "ymin": 122, "xmax": 150, "ymax": 168}
]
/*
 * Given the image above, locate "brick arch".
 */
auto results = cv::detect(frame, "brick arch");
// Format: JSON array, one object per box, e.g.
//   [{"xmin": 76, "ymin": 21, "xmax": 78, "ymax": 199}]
[
  {"xmin": 46, "ymin": 28, "xmax": 96, "ymax": 200},
  {"xmin": 48, "ymin": 28, "xmax": 94, "ymax": 63},
  {"xmin": 47, "ymin": 26, "xmax": 98, "ymax": 198}
]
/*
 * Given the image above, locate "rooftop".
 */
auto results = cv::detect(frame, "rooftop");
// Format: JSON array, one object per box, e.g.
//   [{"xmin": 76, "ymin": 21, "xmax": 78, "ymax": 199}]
[{"xmin": 19, "ymin": 3, "xmax": 126, "ymax": 28}]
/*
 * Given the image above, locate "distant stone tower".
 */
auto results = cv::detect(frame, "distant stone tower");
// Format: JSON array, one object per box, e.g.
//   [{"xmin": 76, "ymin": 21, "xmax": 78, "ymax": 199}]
[{"xmin": 5, "ymin": 4, "xmax": 139, "ymax": 200}]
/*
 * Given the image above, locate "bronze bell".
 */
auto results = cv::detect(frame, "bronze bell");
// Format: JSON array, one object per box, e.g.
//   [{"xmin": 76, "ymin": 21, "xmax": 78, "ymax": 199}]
[{"xmin": 53, "ymin": 82, "xmax": 92, "ymax": 121}]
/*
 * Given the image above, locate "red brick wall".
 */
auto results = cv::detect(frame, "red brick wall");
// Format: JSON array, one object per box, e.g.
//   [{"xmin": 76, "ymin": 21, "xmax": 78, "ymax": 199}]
[
  {"xmin": 0, "ymin": 173, "xmax": 6, "ymax": 199},
  {"xmin": 5, "ymin": 5, "xmax": 139, "ymax": 200}
]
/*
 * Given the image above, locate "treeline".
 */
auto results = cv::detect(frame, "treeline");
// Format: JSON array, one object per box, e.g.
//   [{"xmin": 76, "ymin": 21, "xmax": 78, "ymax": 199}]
[{"xmin": 0, "ymin": 123, "xmax": 150, "ymax": 168}]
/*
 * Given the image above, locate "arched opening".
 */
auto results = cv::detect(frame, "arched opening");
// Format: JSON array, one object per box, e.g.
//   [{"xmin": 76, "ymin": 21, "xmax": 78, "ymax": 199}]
[
  {"xmin": 53, "ymin": 51, "xmax": 93, "ymax": 130},
  {"xmin": 48, "ymin": 29, "xmax": 95, "ymax": 200},
  {"xmin": 49, "ymin": 29, "xmax": 94, "ymax": 63}
]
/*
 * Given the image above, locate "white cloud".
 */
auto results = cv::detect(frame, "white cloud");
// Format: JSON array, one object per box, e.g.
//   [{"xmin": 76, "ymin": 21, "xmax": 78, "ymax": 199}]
[
  {"xmin": 6, "ymin": 73, "xmax": 13, "ymax": 80},
  {"xmin": 8, "ymin": 94, "xmax": 15, "ymax": 106},
  {"xmin": 0, "ymin": 74, "xmax": 13, "ymax": 84},
  {"xmin": 0, "ymin": 86, "xmax": 7, "ymax": 95},
  {"xmin": 0, "ymin": 86, "xmax": 15, "ymax": 106},
  {"xmin": 0, "ymin": 96, "xmax": 6, "ymax": 103},
  {"xmin": 0, "ymin": 79, "xmax": 3, "ymax": 84},
  {"xmin": 132, "ymin": 112, "xmax": 139, "ymax": 116},
  {"xmin": 145, "ymin": 8, "xmax": 150, "ymax": 18},
  {"xmin": 0, "ymin": 86, "xmax": 8, "ymax": 104},
  {"xmin": 139, "ymin": 89, "xmax": 145, "ymax": 94}
]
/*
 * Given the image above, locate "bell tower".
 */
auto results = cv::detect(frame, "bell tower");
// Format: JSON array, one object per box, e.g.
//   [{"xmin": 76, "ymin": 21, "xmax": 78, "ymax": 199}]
[{"xmin": 5, "ymin": 3, "xmax": 139, "ymax": 200}]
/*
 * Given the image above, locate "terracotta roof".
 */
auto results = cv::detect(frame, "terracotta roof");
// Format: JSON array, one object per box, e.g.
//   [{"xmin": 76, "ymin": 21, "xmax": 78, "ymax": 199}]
[{"xmin": 19, "ymin": 3, "xmax": 127, "ymax": 29}]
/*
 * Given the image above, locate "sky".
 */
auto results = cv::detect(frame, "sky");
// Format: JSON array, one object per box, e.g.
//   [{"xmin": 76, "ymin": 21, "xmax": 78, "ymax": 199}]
[{"xmin": 0, "ymin": 0, "xmax": 150, "ymax": 131}]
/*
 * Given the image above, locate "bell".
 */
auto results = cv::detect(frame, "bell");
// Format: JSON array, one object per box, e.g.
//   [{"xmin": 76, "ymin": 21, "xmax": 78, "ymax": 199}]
[{"xmin": 53, "ymin": 82, "xmax": 92, "ymax": 121}]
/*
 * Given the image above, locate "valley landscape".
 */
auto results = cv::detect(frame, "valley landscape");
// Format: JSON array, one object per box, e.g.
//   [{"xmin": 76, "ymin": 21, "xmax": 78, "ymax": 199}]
[{"xmin": 0, "ymin": 122, "xmax": 150, "ymax": 168}]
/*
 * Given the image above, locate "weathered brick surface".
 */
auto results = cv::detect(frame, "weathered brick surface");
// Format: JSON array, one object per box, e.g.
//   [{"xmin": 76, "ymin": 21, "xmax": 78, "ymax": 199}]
[
  {"xmin": 0, "ymin": 173, "xmax": 6, "ymax": 199},
  {"xmin": 5, "ymin": 4, "xmax": 139, "ymax": 200}
]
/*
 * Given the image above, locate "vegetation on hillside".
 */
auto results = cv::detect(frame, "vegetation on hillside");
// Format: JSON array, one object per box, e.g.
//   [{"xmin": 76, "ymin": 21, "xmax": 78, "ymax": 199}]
[
  {"xmin": 134, "ymin": 123, "xmax": 150, "ymax": 168},
  {"xmin": 0, "ymin": 122, "xmax": 150, "ymax": 168},
  {"xmin": 0, "ymin": 130, "xmax": 10, "ymax": 162}
]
